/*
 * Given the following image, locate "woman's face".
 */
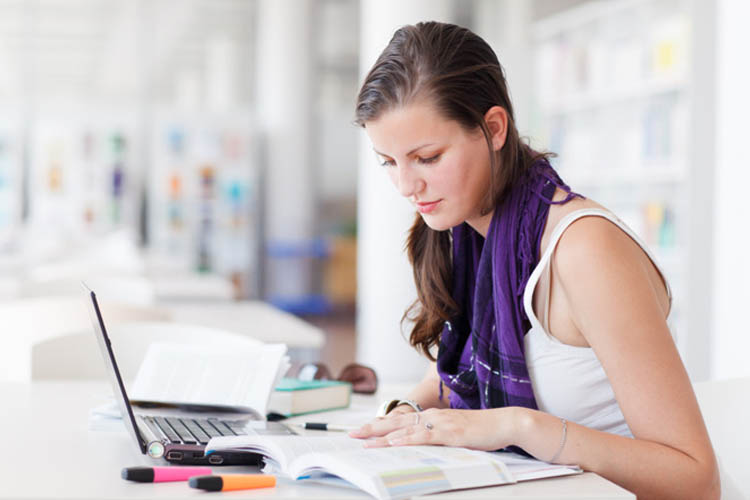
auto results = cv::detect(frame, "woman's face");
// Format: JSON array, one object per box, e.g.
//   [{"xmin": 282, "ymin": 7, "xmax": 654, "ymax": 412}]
[{"xmin": 365, "ymin": 101, "xmax": 494, "ymax": 235}]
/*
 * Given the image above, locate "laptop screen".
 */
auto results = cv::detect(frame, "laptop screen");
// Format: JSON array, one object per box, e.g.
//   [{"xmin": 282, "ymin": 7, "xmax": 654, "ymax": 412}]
[{"xmin": 82, "ymin": 283, "xmax": 146, "ymax": 454}]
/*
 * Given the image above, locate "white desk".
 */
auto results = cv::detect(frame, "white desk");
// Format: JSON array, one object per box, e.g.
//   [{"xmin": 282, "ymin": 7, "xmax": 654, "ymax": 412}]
[
  {"xmin": 0, "ymin": 381, "xmax": 633, "ymax": 499},
  {"xmin": 150, "ymin": 272, "xmax": 236, "ymax": 302}
]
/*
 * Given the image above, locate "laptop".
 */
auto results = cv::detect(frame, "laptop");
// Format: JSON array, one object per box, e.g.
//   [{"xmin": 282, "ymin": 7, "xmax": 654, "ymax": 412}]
[{"xmin": 84, "ymin": 284, "xmax": 295, "ymax": 465}]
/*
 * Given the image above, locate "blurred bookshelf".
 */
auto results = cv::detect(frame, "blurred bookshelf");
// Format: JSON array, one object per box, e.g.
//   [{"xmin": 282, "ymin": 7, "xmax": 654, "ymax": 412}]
[
  {"xmin": 530, "ymin": 0, "xmax": 698, "ymax": 363},
  {"xmin": 27, "ymin": 111, "xmax": 143, "ymax": 238},
  {"xmin": 0, "ymin": 109, "xmax": 22, "ymax": 252},
  {"xmin": 310, "ymin": 0, "xmax": 360, "ymax": 313},
  {"xmin": 147, "ymin": 110, "xmax": 261, "ymax": 299}
]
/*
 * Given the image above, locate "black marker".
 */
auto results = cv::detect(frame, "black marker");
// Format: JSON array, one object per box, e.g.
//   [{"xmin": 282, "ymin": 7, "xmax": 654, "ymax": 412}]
[{"xmin": 300, "ymin": 422, "xmax": 359, "ymax": 431}]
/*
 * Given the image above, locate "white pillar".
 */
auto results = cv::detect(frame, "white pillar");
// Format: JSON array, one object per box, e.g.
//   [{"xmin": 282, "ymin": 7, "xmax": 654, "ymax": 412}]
[
  {"xmin": 711, "ymin": 0, "xmax": 750, "ymax": 379},
  {"xmin": 357, "ymin": 1, "xmax": 454, "ymax": 383},
  {"xmin": 473, "ymin": 0, "xmax": 533, "ymax": 136},
  {"xmin": 256, "ymin": 0, "xmax": 315, "ymax": 302},
  {"xmin": 205, "ymin": 36, "xmax": 238, "ymax": 113},
  {"xmin": 682, "ymin": 0, "xmax": 716, "ymax": 382}
]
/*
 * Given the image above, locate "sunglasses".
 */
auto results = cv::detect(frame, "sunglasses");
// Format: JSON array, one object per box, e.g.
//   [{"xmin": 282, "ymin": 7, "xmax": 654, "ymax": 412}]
[{"xmin": 292, "ymin": 362, "xmax": 378, "ymax": 394}]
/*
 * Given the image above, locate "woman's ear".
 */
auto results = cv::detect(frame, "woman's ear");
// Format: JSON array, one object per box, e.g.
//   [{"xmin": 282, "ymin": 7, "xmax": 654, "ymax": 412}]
[{"xmin": 484, "ymin": 106, "xmax": 508, "ymax": 151}]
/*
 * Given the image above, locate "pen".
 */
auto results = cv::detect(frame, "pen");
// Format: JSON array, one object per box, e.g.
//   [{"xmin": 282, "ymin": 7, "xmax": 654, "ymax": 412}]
[
  {"xmin": 121, "ymin": 466, "xmax": 212, "ymax": 483},
  {"xmin": 189, "ymin": 474, "xmax": 276, "ymax": 492},
  {"xmin": 300, "ymin": 422, "xmax": 360, "ymax": 432}
]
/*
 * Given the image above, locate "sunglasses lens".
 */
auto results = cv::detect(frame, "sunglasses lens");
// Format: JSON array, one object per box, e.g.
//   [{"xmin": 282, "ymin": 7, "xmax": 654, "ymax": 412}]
[{"xmin": 338, "ymin": 364, "xmax": 378, "ymax": 394}]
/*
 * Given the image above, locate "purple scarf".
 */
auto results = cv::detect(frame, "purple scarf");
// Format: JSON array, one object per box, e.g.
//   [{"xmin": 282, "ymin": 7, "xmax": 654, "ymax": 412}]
[{"xmin": 436, "ymin": 157, "xmax": 578, "ymax": 411}]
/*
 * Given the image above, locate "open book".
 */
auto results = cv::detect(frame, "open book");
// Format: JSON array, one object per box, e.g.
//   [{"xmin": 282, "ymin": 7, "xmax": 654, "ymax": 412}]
[
  {"xmin": 205, "ymin": 435, "xmax": 582, "ymax": 499},
  {"xmin": 130, "ymin": 342, "xmax": 289, "ymax": 419}
]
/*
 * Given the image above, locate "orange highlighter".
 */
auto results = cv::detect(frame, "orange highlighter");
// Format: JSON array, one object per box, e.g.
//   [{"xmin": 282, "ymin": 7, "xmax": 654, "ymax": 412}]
[{"xmin": 188, "ymin": 474, "xmax": 276, "ymax": 492}]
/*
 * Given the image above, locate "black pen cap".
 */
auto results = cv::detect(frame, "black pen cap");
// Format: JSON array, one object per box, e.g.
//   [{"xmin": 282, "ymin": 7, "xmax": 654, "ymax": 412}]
[
  {"xmin": 189, "ymin": 475, "xmax": 224, "ymax": 491},
  {"xmin": 121, "ymin": 467, "xmax": 155, "ymax": 482}
]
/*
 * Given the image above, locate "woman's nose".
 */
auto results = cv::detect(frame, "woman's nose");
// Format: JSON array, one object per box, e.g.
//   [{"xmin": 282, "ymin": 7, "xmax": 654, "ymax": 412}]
[{"xmin": 395, "ymin": 165, "xmax": 424, "ymax": 198}]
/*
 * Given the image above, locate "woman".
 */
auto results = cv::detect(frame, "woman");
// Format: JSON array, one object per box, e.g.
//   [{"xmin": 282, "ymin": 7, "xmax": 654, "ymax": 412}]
[{"xmin": 348, "ymin": 21, "xmax": 719, "ymax": 500}]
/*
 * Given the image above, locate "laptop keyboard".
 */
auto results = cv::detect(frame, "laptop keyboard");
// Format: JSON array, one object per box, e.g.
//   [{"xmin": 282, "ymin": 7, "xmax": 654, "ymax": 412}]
[{"xmin": 145, "ymin": 415, "xmax": 246, "ymax": 445}]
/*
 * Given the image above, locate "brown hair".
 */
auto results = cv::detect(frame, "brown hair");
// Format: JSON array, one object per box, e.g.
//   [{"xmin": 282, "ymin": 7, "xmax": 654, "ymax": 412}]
[{"xmin": 355, "ymin": 21, "xmax": 546, "ymax": 360}]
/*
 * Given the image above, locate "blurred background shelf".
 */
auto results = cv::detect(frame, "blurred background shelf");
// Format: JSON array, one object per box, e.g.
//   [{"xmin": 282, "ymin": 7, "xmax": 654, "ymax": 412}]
[
  {"xmin": 540, "ymin": 77, "xmax": 687, "ymax": 116},
  {"xmin": 530, "ymin": 0, "xmax": 708, "ymax": 374}
]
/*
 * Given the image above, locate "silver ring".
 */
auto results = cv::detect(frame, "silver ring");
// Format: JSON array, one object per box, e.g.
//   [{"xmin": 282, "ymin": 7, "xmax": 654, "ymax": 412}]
[
  {"xmin": 425, "ymin": 422, "xmax": 434, "ymax": 430},
  {"xmin": 414, "ymin": 412, "xmax": 420, "ymax": 425}
]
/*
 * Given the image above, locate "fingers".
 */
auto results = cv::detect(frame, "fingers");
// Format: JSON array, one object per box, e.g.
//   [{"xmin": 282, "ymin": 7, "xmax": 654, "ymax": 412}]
[
  {"xmin": 363, "ymin": 420, "xmax": 435, "ymax": 448},
  {"xmin": 349, "ymin": 411, "xmax": 420, "ymax": 438},
  {"xmin": 388, "ymin": 406, "xmax": 416, "ymax": 417},
  {"xmin": 351, "ymin": 408, "xmax": 494, "ymax": 450},
  {"xmin": 350, "ymin": 409, "xmax": 440, "ymax": 448}
]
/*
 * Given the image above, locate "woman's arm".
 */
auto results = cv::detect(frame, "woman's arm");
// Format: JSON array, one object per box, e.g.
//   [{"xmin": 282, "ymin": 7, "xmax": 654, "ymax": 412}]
[
  {"xmin": 353, "ymin": 217, "xmax": 720, "ymax": 500},
  {"xmin": 530, "ymin": 216, "xmax": 720, "ymax": 499}
]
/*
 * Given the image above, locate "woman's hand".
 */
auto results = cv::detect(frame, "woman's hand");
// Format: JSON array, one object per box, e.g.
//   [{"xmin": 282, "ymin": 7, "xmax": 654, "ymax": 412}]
[{"xmin": 349, "ymin": 407, "xmax": 523, "ymax": 451}]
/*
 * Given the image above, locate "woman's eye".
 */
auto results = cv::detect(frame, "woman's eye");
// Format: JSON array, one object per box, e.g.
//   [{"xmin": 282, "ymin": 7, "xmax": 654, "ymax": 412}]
[
  {"xmin": 418, "ymin": 154, "xmax": 441, "ymax": 164},
  {"xmin": 380, "ymin": 158, "xmax": 396, "ymax": 167}
]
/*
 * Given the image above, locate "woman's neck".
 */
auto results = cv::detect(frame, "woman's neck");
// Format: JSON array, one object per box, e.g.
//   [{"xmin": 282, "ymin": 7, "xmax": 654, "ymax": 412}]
[{"xmin": 465, "ymin": 210, "xmax": 494, "ymax": 238}]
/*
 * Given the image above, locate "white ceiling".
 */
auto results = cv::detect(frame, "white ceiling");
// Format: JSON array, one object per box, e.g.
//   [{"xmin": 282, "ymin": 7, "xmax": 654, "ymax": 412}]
[
  {"xmin": 0, "ymin": 0, "xmax": 255, "ymax": 102},
  {"xmin": 0, "ymin": 0, "xmax": 587, "ymax": 104}
]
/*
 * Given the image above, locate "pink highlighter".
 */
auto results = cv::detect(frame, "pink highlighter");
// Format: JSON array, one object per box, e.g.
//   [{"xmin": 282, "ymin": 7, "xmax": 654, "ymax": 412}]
[{"xmin": 122, "ymin": 466, "xmax": 212, "ymax": 483}]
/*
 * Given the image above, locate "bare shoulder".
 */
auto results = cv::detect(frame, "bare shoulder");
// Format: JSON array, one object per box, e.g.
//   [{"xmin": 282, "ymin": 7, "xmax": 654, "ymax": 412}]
[
  {"xmin": 538, "ymin": 188, "xmax": 608, "ymax": 256},
  {"xmin": 549, "ymin": 197, "xmax": 671, "ymax": 336},
  {"xmin": 556, "ymin": 211, "xmax": 639, "ymax": 265},
  {"xmin": 543, "ymin": 188, "xmax": 670, "ymax": 328},
  {"xmin": 545, "ymin": 188, "xmax": 641, "ymax": 268}
]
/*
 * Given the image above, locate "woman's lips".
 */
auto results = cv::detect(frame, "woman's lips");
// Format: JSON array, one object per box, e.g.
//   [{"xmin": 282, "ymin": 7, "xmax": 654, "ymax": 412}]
[{"xmin": 416, "ymin": 199, "xmax": 441, "ymax": 214}]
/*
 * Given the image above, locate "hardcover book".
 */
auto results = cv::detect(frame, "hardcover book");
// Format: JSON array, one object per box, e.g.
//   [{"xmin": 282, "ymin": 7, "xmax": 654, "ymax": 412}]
[{"xmin": 268, "ymin": 378, "xmax": 352, "ymax": 416}]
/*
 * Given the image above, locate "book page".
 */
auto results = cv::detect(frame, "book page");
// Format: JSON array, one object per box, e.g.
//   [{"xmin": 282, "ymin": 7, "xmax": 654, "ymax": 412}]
[
  {"xmin": 290, "ymin": 440, "xmax": 515, "ymax": 500},
  {"xmin": 206, "ymin": 435, "xmax": 365, "ymax": 472},
  {"xmin": 205, "ymin": 435, "xmax": 578, "ymax": 500},
  {"xmin": 480, "ymin": 450, "xmax": 582, "ymax": 482},
  {"xmin": 130, "ymin": 342, "xmax": 288, "ymax": 416}
]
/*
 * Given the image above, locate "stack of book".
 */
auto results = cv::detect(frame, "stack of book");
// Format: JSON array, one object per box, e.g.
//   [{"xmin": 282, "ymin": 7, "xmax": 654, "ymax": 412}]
[
  {"xmin": 129, "ymin": 342, "xmax": 351, "ymax": 418},
  {"xmin": 268, "ymin": 378, "xmax": 351, "ymax": 417}
]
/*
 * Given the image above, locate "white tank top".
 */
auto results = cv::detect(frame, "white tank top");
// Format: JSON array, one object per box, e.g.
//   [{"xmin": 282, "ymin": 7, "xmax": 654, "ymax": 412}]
[{"xmin": 522, "ymin": 208, "xmax": 672, "ymax": 438}]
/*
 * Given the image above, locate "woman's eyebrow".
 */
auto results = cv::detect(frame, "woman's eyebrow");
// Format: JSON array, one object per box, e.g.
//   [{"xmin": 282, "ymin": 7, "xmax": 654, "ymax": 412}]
[{"xmin": 373, "ymin": 143, "xmax": 436, "ymax": 158}]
